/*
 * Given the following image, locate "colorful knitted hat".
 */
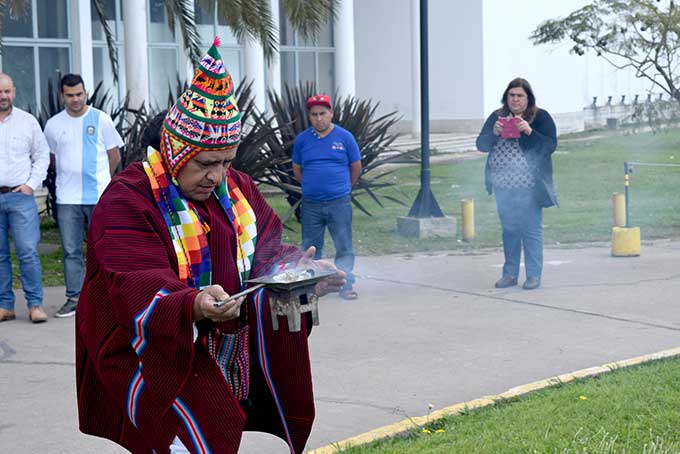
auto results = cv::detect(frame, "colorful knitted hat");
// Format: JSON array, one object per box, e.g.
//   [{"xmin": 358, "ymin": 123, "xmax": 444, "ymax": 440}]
[{"xmin": 161, "ymin": 37, "xmax": 241, "ymax": 178}]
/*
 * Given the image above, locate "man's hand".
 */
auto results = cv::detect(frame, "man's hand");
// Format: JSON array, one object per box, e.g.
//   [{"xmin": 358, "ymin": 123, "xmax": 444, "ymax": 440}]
[
  {"xmin": 12, "ymin": 185, "xmax": 33, "ymax": 196},
  {"xmin": 193, "ymin": 284, "xmax": 246, "ymax": 322},
  {"xmin": 298, "ymin": 246, "xmax": 347, "ymax": 297}
]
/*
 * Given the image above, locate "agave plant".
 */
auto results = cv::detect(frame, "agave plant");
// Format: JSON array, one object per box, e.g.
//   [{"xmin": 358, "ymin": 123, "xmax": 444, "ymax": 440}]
[{"xmin": 262, "ymin": 82, "xmax": 417, "ymax": 220}]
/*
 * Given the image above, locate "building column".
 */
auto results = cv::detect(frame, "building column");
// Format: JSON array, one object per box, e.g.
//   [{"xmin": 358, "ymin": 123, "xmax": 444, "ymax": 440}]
[
  {"xmin": 244, "ymin": 38, "xmax": 266, "ymax": 112},
  {"xmin": 122, "ymin": 0, "xmax": 149, "ymax": 110},
  {"xmin": 266, "ymin": 0, "xmax": 282, "ymax": 97},
  {"xmin": 411, "ymin": 0, "xmax": 421, "ymax": 137},
  {"xmin": 333, "ymin": 0, "xmax": 356, "ymax": 98},
  {"xmin": 72, "ymin": 0, "xmax": 94, "ymax": 91}
]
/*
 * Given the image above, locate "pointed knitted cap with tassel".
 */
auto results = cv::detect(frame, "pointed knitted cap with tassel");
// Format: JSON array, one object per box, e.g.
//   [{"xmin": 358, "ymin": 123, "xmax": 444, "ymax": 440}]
[{"xmin": 161, "ymin": 36, "xmax": 241, "ymax": 177}]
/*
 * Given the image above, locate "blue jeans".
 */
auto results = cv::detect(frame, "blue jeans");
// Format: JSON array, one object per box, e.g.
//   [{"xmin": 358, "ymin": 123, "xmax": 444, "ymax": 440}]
[
  {"xmin": 57, "ymin": 204, "xmax": 95, "ymax": 299},
  {"xmin": 301, "ymin": 195, "xmax": 355, "ymax": 290},
  {"xmin": 494, "ymin": 187, "xmax": 543, "ymax": 280},
  {"xmin": 0, "ymin": 192, "xmax": 43, "ymax": 310}
]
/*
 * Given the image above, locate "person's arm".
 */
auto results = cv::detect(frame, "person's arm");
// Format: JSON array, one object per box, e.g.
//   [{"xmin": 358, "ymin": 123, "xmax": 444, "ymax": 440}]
[
  {"xmin": 20, "ymin": 118, "xmax": 50, "ymax": 195},
  {"xmin": 107, "ymin": 147, "xmax": 121, "ymax": 176},
  {"xmin": 349, "ymin": 160, "xmax": 362, "ymax": 187},
  {"xmin": 292, "ymin": 134, "xmax": 304, "ymax": 183},
  {"xmin": 519, "ymin": 109, "xmax": 557, "ymax": 156},
  {"xmin": 476, "ymin": 113, "xmax": 500, "ymax": 153},
  {"xmin": 43, "ymin": 121, "xmax": 57, "ymax": 175},
  {"xmin": 292, "ymin": 163, "xmax": 302, "ymax": 183},
  {"xmin": 346, "ymin": 132, "xmax": 362, "ymax": 187},
  {"xmin": 100, "ymin": 113, "xmax": 124, "ymax": 175}
]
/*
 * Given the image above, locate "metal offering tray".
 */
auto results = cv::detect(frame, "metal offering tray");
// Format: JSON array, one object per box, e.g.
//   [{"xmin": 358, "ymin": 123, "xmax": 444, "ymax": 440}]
[{"xmin": 245, "ymin": 268, "xmax": 335, "ymax": 332}]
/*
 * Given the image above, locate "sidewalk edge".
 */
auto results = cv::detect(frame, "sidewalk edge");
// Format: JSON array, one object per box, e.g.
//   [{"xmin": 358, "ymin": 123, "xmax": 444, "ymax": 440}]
[{"xmin": 307, "ymin": 346, "xmax": 680, "ymax": 453}]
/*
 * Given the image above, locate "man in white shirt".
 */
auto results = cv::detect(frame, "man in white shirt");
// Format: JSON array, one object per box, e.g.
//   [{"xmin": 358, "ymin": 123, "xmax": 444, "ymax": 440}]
[
  {"xmin": 44, "ymin": 74, "xmax": 123, "ymax": 318},
  {"xmin": 0, "ymin": 73, "xmax": 50, "ymax": 323}
]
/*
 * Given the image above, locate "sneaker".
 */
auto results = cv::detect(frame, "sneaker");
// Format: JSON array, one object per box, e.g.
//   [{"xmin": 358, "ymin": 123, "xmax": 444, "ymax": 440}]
[{"xmin": 55, "ymin": 298, "xmax": 78, "ymax": 318}]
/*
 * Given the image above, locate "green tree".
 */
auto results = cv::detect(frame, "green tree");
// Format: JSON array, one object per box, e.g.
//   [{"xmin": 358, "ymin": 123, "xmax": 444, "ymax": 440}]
[{"xmin": 530, "ymin": 0, "xmax": 680, "ymax": 102}]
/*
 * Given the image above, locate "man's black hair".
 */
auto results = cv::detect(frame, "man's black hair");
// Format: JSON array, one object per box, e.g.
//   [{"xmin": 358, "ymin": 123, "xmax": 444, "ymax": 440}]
[{"xmin": 60, "ymin": 74, "xmax": 85, "ymax": 92}]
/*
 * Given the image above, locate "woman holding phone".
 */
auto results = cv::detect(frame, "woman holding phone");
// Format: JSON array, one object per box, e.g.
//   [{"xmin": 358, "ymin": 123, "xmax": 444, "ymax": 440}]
[{"xmin": 476, "ymin": 77, "xmax": 558, "ymax": 290}]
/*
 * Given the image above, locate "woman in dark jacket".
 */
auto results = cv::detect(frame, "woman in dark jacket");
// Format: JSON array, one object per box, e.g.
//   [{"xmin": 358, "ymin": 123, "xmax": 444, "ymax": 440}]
[{"xmin": 476, "ymin": 77, "xmax": 557, "ymax": 290}]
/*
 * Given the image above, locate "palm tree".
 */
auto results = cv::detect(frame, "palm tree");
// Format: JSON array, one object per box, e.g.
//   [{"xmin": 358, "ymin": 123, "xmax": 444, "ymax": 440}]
[{"xmin": 0, "ymin": 0, "xmax": 334, "ymax": 81}]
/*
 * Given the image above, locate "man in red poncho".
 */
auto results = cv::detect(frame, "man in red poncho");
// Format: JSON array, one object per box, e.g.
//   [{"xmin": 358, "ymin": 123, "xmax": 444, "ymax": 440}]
[{"xmin": 75, "ymin": 38, "xmax": 344, "ymax": 454}]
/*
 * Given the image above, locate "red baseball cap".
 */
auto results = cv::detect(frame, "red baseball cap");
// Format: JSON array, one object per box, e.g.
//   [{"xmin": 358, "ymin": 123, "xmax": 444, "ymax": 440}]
[{"xmin": 306, "ymin": 94, "xmax": 332, "ymax": 110}]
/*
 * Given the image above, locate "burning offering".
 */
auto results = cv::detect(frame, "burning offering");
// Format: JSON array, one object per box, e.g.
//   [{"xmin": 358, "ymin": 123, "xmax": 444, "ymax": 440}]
[
  {"xmin": 271, "ymin": 268, "xmax": 315, "ymax": 283},
  {"xmin": 246, "ymin": 267, "xmax": 335, "ymax": 332}
]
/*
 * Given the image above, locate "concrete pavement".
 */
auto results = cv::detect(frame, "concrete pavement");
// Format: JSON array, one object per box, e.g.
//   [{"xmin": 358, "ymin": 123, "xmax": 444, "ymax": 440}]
[{"xmin": 1, "ymin": 240, "xmax": 680, "ymax": 453}]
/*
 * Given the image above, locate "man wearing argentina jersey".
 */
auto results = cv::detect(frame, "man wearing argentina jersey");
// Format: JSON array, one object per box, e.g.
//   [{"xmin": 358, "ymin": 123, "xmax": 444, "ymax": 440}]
[{"xmin": 43, "ymin": 74, "xmax": 123, "ymax": 318}]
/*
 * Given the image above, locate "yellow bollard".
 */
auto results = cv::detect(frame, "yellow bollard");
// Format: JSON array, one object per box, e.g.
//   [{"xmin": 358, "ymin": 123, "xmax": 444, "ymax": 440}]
[
  {"xmin": 612, "ymin": 192, "xmax": 626, "ymax": 227},
  {"xmin": 611, "ymin": 226, "xmax": 641, "ymax": 257},
  {"xmin": 461, "ymin": 199, "xmax": 475, "ymax": 241}
]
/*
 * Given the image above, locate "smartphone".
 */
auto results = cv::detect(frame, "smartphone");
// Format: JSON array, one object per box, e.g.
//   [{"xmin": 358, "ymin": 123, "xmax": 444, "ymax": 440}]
[{"xmin": 213, "ymin": 284, "xmax": 264, "ymax": 308}]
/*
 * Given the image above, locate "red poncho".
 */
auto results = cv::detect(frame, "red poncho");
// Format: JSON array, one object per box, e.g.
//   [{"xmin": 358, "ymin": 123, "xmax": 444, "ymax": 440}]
[{"xmin": 76, "ymin": 163, "xmax": 314, "ymax": 453}]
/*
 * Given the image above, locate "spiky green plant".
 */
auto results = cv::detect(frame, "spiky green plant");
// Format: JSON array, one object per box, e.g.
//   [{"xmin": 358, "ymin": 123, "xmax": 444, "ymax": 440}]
[{"xmin": 263, "ymin": 82, "xmax": 417, "ymax": 220}]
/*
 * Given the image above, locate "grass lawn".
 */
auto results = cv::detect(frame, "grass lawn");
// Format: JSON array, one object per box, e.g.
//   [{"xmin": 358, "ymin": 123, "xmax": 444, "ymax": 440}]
[
  {"xmin": 271, "ymin": 128, "xmax": 680, "ymax": 256},
  {"xmin": 15, "ymin": 127, "xmax": 680, "ymax": 287},
  {"xmin": 341, "ymin": 358, "xmax": 680, "ymax": 454}
]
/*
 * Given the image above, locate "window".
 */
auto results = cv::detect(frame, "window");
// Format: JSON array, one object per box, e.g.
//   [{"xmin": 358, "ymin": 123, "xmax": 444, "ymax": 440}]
[
  {"xmin": 148, "ymin": 0, "xmax": 174, "ymax": 43},
  {"xmin": 148, "ymin": 47, "xmax": 179, "ymax": 108},
  {"xmin": 2, "ymin": 47, "xmax": 35, "ymax": 110},
  {"xmin": 93, "ymin": 1, "xmax": 243, "ymax": 109},
  {"xmin": 278, "ymin": 1, "xmax": 335, "ymax": 94},
  {"xmin": 193, "ymin": 1, "xmax": 242, "ymax": 83},
  {"xmin": 149, "ymin": 0, "xmax": 179, "ymax": 110},
  {"xmin": 91, "ymin": 0, "xmax": 118, "ymax": 41},
  {"xmin": 0, "ymin": 0, "xmax": 72, "ymax": 112},
  {"xmin": 147, "ymin": 0, "xmax": 180, "ymax": 109},
  {"xmin": 39, "ymin": 47, "xmax": 70, "ymax": 98},
  {"xmin": 91, "ymin": 0, "xmax": 125, "ymax": 104},
  {"xmin": 38, "ymin": 0, "xmax": 69, "ymax": 39}
]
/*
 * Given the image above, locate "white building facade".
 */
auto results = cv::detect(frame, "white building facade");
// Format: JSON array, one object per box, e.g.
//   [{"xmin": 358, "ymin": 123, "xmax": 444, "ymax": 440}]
[{"xmin": 0, "ymin": 0, "xmax": 660, "ymax": 135}]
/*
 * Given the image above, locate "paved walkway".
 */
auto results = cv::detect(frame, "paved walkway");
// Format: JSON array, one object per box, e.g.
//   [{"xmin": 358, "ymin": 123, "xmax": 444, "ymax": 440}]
[{"xmin": 2, "ymin": 240, "xmax": 680, "ymax": 453}]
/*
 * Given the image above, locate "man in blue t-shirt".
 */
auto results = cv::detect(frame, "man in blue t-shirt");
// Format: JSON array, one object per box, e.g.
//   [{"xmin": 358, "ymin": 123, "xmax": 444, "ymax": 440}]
[{"xmin": 292, "ymin": 94, "xmax": 362, "ymax": 300}]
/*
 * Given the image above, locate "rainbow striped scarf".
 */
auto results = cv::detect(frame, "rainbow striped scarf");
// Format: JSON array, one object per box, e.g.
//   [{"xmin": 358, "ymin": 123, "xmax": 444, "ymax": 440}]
[{"xmin": 143, "ymin": 146, "xmax": 257, "ymax": 288}]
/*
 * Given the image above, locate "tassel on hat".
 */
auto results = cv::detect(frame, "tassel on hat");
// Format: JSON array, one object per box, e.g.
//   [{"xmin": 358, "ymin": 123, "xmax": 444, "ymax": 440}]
[{"xmin": 161, "ymin": 36, "xmax": 241, "ymax": 178}]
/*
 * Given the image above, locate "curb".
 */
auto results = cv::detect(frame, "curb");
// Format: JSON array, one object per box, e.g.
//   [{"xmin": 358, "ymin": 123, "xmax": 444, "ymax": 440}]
[{"xmin": 307, "ymin": 346, "xmax": 680, "ymax": 453}]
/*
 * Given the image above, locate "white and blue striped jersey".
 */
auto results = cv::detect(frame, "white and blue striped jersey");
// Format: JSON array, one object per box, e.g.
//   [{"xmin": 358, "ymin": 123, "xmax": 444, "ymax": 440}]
[{"xmin": 44, "ymin": 107, "xmax": 123, "ymax": 205}]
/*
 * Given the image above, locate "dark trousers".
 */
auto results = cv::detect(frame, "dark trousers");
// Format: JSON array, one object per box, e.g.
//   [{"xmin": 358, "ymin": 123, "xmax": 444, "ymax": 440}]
[
  {"xmin": 494, "ymin": 187, "xmax": 543, "ymax": 280},
  {"xmin": 300, "ymin": 195, "xmax": 355, "ymax": 290}
]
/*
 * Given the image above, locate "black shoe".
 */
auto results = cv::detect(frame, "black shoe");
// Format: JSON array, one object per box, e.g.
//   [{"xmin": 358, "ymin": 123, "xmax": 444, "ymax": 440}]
[
  {"xmin": 494, "ymin": 276, "xmax": 518, "ymax": 288},
  {"xmin": 523, "ymin": 277, "xmax": 541, "ymax": 290},
  {"xmin": 55, "ymin": 298, "xmax": 78, "ymax": 318}
]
